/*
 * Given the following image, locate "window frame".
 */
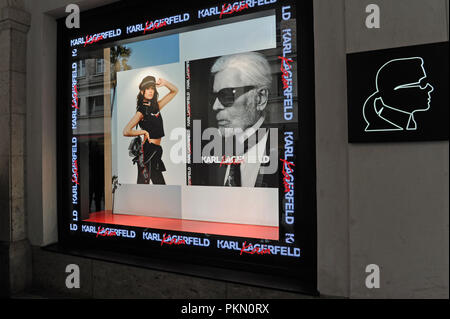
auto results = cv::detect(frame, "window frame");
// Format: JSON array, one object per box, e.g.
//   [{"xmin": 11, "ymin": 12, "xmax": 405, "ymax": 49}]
[{"xmin": 56, "ymin": 0, "xmax": 318, "ymax": 295}]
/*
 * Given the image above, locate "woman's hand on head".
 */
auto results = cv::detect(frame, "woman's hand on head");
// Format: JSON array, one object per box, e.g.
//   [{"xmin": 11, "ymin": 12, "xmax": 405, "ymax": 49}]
[{"xmin": 156, "ymin": 78, "xmax": 165, "ymax": 88}]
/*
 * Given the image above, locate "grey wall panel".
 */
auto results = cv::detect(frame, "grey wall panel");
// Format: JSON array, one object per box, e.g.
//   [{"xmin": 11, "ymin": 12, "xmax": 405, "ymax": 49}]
[
  {"xmin": 344, "ymin": 0, "xmax": 449, "ymax": 298},
  {"xmin": 345, "ymin": 0, "xmax": 449, "ymax": 53},
  {"xmin": 348, "ymin": 143, "xmax": 449, "ymax": 298},
  {"xmin": 313, "ymin": 0, "xmax": 350, "ymax": 297}
]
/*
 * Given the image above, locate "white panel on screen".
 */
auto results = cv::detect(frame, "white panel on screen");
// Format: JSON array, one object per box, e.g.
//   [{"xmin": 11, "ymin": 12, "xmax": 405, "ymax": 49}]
[
  {"xmin": 181, "ymin": 186, "xmax": 279, "ymax": 227},
  {"xmin": 179, "ymin": 15, "xmax": 277, "ymax": 61},
  {"xmin": 114, "ymin": 184, "xmax": 182, "ymax": 219},
  {"xmin": 114, "ymin": 184, "xmax": 278, "ymax": 227}
]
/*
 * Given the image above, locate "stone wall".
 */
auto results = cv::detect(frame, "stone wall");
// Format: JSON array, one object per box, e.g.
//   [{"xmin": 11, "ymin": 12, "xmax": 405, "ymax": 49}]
[{"xmin": 0, "ymin": 0, "xmax": 31, "ymax": 296}]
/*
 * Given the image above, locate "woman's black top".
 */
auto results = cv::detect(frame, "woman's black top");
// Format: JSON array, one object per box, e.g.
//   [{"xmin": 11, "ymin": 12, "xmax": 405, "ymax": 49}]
[{"xmin": 136, "ymin": 101, "xmax": 165, "ymax": 139}]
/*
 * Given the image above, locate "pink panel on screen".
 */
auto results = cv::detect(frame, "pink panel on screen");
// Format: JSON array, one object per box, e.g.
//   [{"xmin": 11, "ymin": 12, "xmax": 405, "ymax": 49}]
[{"xmin": 84, "ymin": 211, "xmax": 278, "ymax": 240}]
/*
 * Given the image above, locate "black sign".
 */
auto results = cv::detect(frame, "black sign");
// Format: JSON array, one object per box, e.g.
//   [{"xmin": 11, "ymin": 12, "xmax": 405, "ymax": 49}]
[{"xmin": 347, "ymin": 42, "xmax": 449, "ymax": 143}]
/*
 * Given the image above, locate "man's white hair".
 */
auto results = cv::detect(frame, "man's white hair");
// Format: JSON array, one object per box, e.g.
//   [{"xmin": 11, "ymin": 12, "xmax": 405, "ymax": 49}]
[{"xmin": 211, "ymin": 52, "xmax": 272, "ymax": 88}]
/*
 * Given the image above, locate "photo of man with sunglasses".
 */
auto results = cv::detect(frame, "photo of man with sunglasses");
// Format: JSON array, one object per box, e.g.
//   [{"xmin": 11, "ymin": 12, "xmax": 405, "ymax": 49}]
[
  {"xmin": 208, "ymin": 51, "xmax": 278, "ymax": 188},
  {"xmin": 210, "ymin": 52, "xmax": 271, "ymax": 139}
]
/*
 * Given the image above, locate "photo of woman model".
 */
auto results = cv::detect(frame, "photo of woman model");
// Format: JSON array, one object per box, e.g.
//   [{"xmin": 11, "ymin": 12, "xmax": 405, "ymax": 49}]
[{"xmin": 123, "ymin": 75, "xmax": 178, "ymax": 184}]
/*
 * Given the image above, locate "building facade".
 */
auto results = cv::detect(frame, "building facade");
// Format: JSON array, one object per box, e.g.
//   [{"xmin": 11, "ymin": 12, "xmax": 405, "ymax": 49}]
[{"xmin": 0, "ymin": 0, "xmax": 448, "ymax": 298}]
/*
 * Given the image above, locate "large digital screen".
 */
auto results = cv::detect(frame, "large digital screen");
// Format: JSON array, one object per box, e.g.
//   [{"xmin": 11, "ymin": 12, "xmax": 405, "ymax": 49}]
[{"xmin": 58, "ymin": 0, "xmax": 316, "ymax": 293}]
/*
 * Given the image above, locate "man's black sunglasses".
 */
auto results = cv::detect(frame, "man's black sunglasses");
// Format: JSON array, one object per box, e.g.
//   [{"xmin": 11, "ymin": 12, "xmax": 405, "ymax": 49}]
[{"xmin": 209, "ymin": 86, "xmax": 256, "ymax": 107}]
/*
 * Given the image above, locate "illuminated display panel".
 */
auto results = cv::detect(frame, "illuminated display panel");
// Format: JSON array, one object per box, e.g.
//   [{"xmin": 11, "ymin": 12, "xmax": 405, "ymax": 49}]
[{"xmin": 57, "ymin": 0, "xmax": 317, "ymax": 293}]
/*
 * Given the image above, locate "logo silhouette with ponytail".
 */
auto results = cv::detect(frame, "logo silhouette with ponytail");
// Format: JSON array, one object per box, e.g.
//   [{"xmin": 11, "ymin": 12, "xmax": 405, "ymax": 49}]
[{"xmin": 363, "ymin": 57, "xmax": 434, "ymax": 132}]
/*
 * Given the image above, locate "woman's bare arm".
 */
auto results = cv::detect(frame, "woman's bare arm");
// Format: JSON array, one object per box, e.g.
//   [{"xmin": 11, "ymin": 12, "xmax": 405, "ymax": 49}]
[
  {"xmin": 157, "ymin": 78, "xmax": 179, "ymax": 110},
  {"xmin": 123, "ymin": 112, "xmax": 150, "ymax": 143}
]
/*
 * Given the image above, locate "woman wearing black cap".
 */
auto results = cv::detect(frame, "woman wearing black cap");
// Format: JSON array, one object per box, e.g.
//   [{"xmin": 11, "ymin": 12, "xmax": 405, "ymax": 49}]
[{"xmin": 123, "ymin": 75, "xmax": 178, "ymax": 184}]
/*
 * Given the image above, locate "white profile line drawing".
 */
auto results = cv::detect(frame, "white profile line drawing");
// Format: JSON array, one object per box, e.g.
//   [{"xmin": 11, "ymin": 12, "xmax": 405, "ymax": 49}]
[{"xmin": 363, "ymin": 57, "xmax": 434, "ymax": 132}]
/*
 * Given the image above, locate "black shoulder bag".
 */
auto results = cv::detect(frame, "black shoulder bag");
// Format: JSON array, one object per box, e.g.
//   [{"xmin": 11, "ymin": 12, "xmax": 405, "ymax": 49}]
[{"xmin": 128, "ymin": 123, "xmax": 142, "ymax": 158}]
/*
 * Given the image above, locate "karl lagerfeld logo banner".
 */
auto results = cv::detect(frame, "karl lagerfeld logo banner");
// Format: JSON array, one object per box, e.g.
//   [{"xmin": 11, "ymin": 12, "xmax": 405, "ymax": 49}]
[{"xmin": 347, "ymin": 41, "xmax": 449, "ymax": 143}]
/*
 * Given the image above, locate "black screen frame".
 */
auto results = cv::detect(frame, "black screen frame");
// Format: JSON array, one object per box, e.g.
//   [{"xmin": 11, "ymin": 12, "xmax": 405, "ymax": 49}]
[{"xmin": 56, "ymin": 0, "xmax": 318, "ymax": 295}]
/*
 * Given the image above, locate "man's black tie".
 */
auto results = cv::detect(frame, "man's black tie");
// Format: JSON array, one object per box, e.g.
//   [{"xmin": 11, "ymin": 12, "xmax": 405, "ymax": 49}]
[{"xmin": 226, "ymin": 163, "xmax": 241, "ymax": 186}]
